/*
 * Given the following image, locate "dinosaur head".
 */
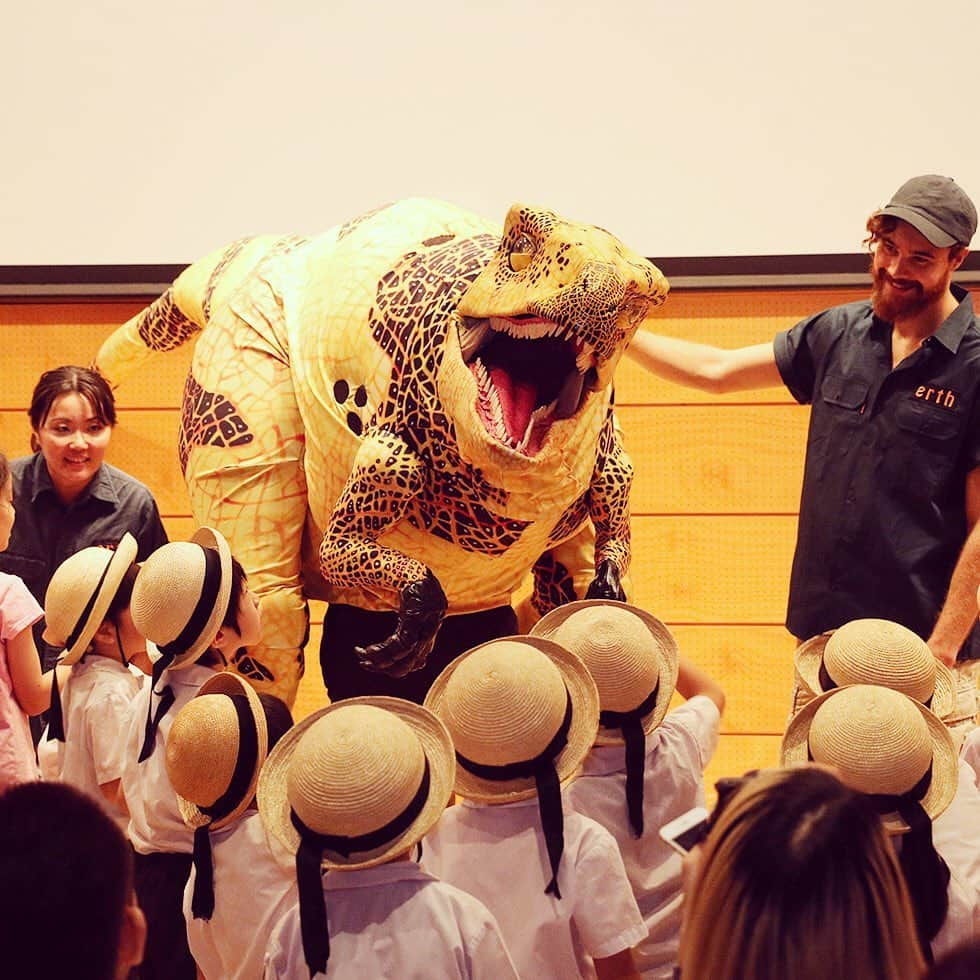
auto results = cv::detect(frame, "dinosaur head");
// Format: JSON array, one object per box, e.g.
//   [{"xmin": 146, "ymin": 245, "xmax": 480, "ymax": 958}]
[{"xmin": 441, "ymin": 204, "xmax": 668, "ymax": 481}]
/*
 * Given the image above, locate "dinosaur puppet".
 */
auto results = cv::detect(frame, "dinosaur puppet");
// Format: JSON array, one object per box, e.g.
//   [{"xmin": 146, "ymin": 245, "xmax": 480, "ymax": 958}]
[{"xmin": 95, "ymin": 199, "xmax": 669, "ymax": 704}]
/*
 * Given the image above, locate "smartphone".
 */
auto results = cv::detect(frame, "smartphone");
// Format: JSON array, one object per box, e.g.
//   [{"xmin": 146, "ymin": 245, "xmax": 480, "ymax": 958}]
[{"xmin": 659, "ymin": 806, "xmax": 710, "ymax": 856}]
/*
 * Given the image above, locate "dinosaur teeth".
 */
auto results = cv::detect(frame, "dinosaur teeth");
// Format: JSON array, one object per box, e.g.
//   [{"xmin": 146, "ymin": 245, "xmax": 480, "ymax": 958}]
[
  {"xmin": 460, "ymin": 320, "xmax": 492, "ymax": 362},
  {"xmin": 575, "ymin": 343, "xmax": 596, "ymax": 374},
  {"xmin": 488, "ymin": 315, "xmax": 560, "ymax": 341},
  {"xmin": 516, "ymin": 399, "xmax": 557, "ymax": 452}
]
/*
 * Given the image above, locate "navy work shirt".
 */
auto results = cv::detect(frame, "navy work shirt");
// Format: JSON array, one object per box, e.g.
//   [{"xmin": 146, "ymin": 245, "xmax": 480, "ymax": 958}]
[
  {"xmin": 0, "ymin": 453, "xmax": 169, "ymax": 667},
  {"xmin": 774, "ymin": 285, "xmax": 980, "ymax": 658}
]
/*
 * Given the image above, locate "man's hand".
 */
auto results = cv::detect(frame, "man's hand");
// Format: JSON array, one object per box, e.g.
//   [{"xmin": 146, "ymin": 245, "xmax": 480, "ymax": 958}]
[
  {"xmin": 927, "ymin": 636, "xmax": 959, "ymax": 669},
  {"xmin": 355, "ymin": 571, "xmax": 448, "ymax": 677}
]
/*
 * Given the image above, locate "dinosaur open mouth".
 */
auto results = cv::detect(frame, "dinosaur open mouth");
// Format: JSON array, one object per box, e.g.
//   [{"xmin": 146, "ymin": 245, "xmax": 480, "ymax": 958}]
[{"xmin": 459, "ymin": 314, "xmax": 597, "ymax": 456}]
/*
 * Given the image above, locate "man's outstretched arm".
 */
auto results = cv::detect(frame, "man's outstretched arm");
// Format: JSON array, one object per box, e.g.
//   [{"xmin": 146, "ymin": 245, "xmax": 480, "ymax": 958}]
[{"xmin": 626, "ymin": 331, "xmax": 783, "ymax": 394}]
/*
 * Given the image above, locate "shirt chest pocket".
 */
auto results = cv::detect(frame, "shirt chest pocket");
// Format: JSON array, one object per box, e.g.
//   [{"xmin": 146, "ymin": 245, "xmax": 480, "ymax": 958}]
[
  {"xmin": 813, "ymin": 376, "xmax": 870, "ymax": 453},
  {"xmin": 894, "ymin": 400, "xmax": 960, "ymax": 442},
  {"xmin": 885, "ymin": 400, "xmax": 961, "ymax": 499},
  {"xmin": 820, "ymin": 374, "xmax": 869, "ymax": 412}
]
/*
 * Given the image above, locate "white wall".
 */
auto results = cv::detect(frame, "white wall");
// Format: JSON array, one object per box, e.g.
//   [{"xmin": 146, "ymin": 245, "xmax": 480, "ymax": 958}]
[{"xmin": 4, "ymin": 0, "xmax": 978, "ymax": 264}]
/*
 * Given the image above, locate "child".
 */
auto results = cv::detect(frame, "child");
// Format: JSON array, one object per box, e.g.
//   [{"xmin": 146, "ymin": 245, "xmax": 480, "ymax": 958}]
[
  {"xmin": 782, "ymin": 684, "xmax": 976, "ymax": 962},
  {"xmin": 40, "ymin": 532, "xmax": 144, "ymax": 826},
  {"xmin": 793, "ymin": 618, "xmax": 960, "ymax": 729},
  {"xmin": 0, "ymin": 450, "xmax": 64, "ymax": 789},
  {"xmin": 422, "ymin": 636, "xmax": 647, "ymax": 980},
  {"xmin": 164, "ymin": 672, "xmax": 296, "ymax": 980},
  {"xmin": 794, "ymin": 618, "xmax": 980, "ymax": 908},
  {"xmin": 0, "ymin": 781, "xmax": 147, "ymax": 980},
  {"xmin": 258, "ymin": 696, "xmax": 519, "ymax": 979},
  {"xmin": 120, "ymin": 526, "xmax": 261, "ymax": 980},
  {"xmin": 532, "ymin": 600, "xmax": 724, "ymax": 980}
]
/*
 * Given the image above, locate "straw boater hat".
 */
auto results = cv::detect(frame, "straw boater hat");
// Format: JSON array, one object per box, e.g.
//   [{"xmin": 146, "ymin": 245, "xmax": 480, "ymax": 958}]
[
  {"xmin": 130, "ymin": 526, "xmax": 233, "ymax": 671},
  {"xmin": 257, "ymin": 697, "xmax": 455, "ymax": 976},
  {"xmin": 531, "ymin": 600, "xmax": 679, "ymax": 742},
  {"xmin": 41, "ymin": 533, "xmax": 138, "ymax": 742},
  {"xmin": 531, "ymin": 600, "xmax": 679, "ymax": 838},
  {"xmin": 781, "ymin": 684, "xmax": 958, "ymax": 835},
  {"xmin": 794, "ymin": 619, "xmax": 955, "ymax": 719},
  {"xmin": 42, "ymin": 532, "xmax": 139, "ymax": 666},
  {"xmin": 425, "ymin": 635, "xmax": 599, "ymax": 901},
  {"xmin": 165, "ymin": 672, "xmax": 267, "ymax": 920},
  {"xmin": 425, "ymin": 635, "xmax": 599, "ymax": 803},
  {"xmin": 130, "ymin": 526, "xmax": 233, "ymax": 762}
]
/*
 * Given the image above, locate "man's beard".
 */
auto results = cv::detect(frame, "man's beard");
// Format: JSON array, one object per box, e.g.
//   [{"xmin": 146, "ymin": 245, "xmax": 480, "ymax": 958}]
[{"xmin": 870, "ymin": 263, "xmax": 948, "ymax": 323}]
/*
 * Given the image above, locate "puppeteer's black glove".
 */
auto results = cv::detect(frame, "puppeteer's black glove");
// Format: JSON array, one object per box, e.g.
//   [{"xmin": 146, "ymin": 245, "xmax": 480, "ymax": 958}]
[
  {"xmin": 355, "ymin": 571, "xmax": 448, "ymax": 677},
  {"xmin": 585, "ymin": 559, "xmax": 626, "ymax": 602}
]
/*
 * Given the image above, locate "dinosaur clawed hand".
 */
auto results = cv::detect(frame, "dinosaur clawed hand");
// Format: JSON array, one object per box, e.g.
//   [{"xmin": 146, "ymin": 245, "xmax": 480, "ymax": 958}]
[
  {"xmin": 355, "ymin": 571, "xmax": 449, "ymax": 677},
  {"xmin": 585, "ymin": 559, "xmax": 626, "ymax": 603}
]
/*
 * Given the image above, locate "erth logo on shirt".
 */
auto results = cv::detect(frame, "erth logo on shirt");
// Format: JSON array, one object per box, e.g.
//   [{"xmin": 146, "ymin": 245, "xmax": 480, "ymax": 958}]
[{"xmin": 914, "ymin": 385, "xmax": 957, "ymax": 409}]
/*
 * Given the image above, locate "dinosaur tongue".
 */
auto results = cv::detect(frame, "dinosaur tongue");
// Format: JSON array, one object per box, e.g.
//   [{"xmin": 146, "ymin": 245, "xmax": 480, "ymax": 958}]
[{"xmin": 491, "ymin": 367, "xmax": 538, "ymax": 444}]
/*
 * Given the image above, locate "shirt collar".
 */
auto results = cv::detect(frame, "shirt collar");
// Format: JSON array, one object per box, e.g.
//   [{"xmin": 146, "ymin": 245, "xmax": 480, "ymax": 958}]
[
  {"xmin": 580, "ymin": 730, "xmax": 662, "ymax": 776},
  {"xmin": 322, "ymin": 860, "xmax": 434, "ymax": 890},
  {"xmin": 75, "ymin": 654, "xmax": 131, "ymax": 674},
  {"xmin": 868, "ymin": 284, "xmax": 975, "ymax": 354},
  {"xmin": 164, "ymin": 663, "xmax": 220, "ymax": 689},
  {"xmin": 930, "ymin": 284, "xmax": 975, "ymax": 353},
  {"xmin": 29, "ymin": 454, "xmax": 118, "ymax": 507}
]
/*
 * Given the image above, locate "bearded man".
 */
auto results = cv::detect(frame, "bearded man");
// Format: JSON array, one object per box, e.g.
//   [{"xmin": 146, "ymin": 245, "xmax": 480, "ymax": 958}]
[{"xmin": 628, "ymin": 175, "xmax": 980, "ymax": 673}]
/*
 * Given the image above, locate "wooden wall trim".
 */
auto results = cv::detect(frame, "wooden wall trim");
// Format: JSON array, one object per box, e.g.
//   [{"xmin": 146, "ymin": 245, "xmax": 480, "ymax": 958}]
[{"xmin": 3, "ymin": 252, "xmax": 980, "ymax": 299}]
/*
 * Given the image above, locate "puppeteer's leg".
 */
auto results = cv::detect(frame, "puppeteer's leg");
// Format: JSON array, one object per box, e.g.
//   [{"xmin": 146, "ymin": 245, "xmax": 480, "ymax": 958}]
[
  {"xmin": 182, "ymin": 285, "xmax": 309, "ymax": 705},
  {"xmin": 320, "ymin": 604, "xmax": 518, "ymax": 704}
]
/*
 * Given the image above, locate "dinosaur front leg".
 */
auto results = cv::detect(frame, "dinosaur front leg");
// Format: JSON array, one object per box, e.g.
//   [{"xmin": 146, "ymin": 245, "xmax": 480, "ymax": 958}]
[
  {"xmin": 585, "ymin": 411, "xmax": 633, "ymax": 602},
  {"xmin": 320, "ymin": 431, "xmax": 447, "ymax": 677}
]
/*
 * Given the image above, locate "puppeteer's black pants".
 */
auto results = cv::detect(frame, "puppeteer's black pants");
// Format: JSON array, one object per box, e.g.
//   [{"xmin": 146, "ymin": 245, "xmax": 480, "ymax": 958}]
[
  {"xmin": 131, "ymin": 849, "xmax": 196, "ymax": 980},
  {"xmin": 321, "ymin": 603, "xmax": 518, "ymax": 704}
]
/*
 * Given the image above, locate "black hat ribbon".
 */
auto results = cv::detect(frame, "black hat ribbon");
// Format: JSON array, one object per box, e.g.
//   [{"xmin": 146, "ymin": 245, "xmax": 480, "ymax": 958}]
[
  {"xmin": 455, "ymin": 689, "xmax": 573, "ymax": 899},
  {"xmin": 289, "ymin": 758, "xmax": 431, "ymax": 976},
  {"xmin": 190, "ymin": 692, "xmax": 260, "ymax": 920},
  {"xmin": 138, "ymin": 545, "xmax": 222, "ymax": 762},
  {"xmin": 599, "ymin": 680, "xmax": 660, "ymax": 837}
]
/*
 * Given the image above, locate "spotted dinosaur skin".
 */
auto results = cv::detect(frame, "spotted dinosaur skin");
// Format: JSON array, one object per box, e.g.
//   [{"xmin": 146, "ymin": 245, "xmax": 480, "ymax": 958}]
[{"xmin": 95, "ymin": 200, "xmax": 669, "ymax": 703}]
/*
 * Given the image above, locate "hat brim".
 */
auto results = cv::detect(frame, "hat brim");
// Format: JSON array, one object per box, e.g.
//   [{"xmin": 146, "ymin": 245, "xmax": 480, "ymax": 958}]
[
  {"xmin": 168, "ymin": 526, "xmax": 233, "ymax": 669},
  {"xmin": 793, "ymin": 632, "xmax": 833, "ymax": 701},
  {"xmin": 47, "ymin": 533, "xmax": 139, "ymax": 666},
  {"xmin": 794, "ymin": 630, "xmax": 956, "ymax": 720},
  {"xmin": 874, "ymin": 206, "xmax": 957, "ymax": 248},
  {"xmin": 780, "ymin": 685, "xmax": 958, "ymax": 833},
  {"xmin": 425, "ymin": 635, "xmax": 600, "ymax": 803},
  {"xmin": 530, "ymin": 599, "xmax": 679, "ymax": 745},
  {"xmin": 175, "ymin": 672, "xmax": 268, "ymax": 832},
  {"xmin": 257, "ymin": 696, "xmax": 456, "ymax": 870}
]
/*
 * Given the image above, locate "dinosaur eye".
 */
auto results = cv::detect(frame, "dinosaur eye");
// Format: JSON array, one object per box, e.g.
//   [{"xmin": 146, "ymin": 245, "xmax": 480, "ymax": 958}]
[{"xmin": 508, "ymin": 234, "xmax": 535, "ymax": 272}]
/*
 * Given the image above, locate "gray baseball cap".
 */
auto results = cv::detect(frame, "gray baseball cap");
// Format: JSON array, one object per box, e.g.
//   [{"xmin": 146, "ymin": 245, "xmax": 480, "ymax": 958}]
[{"xmin": 875, "ymin": 175, "xmax": 977, "ymax": 248}]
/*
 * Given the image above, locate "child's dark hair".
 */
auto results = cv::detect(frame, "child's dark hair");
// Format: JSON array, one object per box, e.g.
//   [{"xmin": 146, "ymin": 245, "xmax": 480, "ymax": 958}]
[
  {"xmin": 258, "ymin": 693, "xmax": 294, "ymax": 752},
  {"xmin": 198, "ymin": 557, "xmax": 250, "ymax": 668},
  {"xmin": 28, "ymin": 366, "xmax": 117, "ymax": 431},
  {"xmin": 0, "ymin": 782, "xmax": 134, "ymax": 980},
  {"xmin": 105, "ymin": 563, "xmax": 139, "ymax": 624},
  {"xmin": 222, "ymin": 557, "xmax": 248, "ymax": 635}
]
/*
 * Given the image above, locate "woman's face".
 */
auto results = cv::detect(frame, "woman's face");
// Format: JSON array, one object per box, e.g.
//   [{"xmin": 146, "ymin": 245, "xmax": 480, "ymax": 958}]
[
  {"xmin": 0, "ymin": 475, "xmax": 14, "ymax": 551},
  {"xmin": 35, "ymin": 392, "xmax": 112, "ymax": 501}
]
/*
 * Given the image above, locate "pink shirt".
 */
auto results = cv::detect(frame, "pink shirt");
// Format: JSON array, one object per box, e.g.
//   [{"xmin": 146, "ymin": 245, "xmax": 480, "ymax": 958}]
[{"xmin": 0, "ymin": 572, "xmax": 44, "ymax": 788}]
